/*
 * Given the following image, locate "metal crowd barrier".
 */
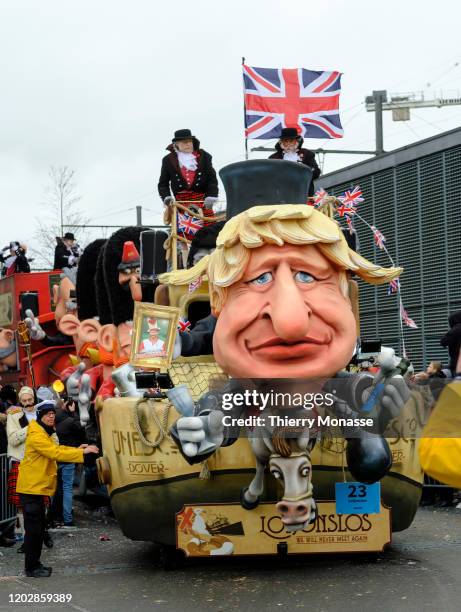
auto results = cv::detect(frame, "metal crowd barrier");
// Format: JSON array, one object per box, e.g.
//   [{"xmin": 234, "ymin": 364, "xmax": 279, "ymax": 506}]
[
  {"xmin": 423, "ymin": 473, "xmax": 452, "ymax": 488},
  {"xmin": 0, "ymin": 453, "xmax": 16, "ymax": 527}
]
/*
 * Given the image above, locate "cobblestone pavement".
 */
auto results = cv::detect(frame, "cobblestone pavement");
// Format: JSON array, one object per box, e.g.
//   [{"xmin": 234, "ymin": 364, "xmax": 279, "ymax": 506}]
[{"xmin": 0, "ymin": 501, "xmax": 460, "ymax": 612}]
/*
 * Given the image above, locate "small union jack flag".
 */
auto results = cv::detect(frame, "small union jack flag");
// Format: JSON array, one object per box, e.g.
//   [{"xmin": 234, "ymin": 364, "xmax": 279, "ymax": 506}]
[
  {"xmin": 188, "ymin": 276, "xmax": 203, "ymax": 293},
  {"xmin": 388, "ymin": 278, "xmax": 400, "ymax": 295},
  {"xmin": 178, "ymin": 318, "xmax": 191, "ymax": 333},
  {"xmin": 371, "ymin": 225, "xmax": 386, "ymax": 250},
  {"xmin": 313, "ymin": 188, "xmax": 328, "ymax": 207},
  {"xmin": 177, "ymin": 211, "xmax": 203, "ymax": 237},
  {"xmin": 345, "ymin": 215, "xmax": 356, "ymax": 235},
  {"xmin": 336, "ymin": 203, "xmax": 356, "ymax": 218},
  {"xmin": 400, "ymin": 302, "xmax": 418, "ymax": 329},
  {"xmin": 339, "ymin": 186, "xmax": 364, "ymax": 208}
]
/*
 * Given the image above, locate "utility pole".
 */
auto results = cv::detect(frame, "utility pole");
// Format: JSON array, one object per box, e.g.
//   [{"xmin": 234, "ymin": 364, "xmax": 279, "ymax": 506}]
[
  {"xmin": 136, "ymin": 205, "xmax": 142, "ymax": 225},
  {"xmin": 365, "ymin": 89, "xmax": 461, "ymax": 155},
  {"xmin": 371, "ymin": 90, "xmax": 387, "ymax": 155}
]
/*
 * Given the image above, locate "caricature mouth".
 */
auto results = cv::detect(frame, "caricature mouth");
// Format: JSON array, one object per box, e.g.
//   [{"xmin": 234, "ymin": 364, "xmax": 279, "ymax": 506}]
[{"xmin": 247, "ymin": 336, "xmax": 330, "ymax": 360}]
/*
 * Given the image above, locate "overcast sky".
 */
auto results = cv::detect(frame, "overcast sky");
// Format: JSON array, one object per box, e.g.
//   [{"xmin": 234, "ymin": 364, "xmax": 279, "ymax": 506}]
[{"xmin": 1, "ymin": 0, "xmax": 461, "ymax": 257}]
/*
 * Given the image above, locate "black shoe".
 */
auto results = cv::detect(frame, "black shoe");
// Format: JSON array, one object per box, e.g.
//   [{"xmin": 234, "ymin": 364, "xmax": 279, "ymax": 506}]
[
  {"xmin": 25, "ymin": 567, "xmax": 52, "ymax": 578},
  {"xmin": 0, "ymin": 536, "xmax": 16, "ymax": 548},
  {"xmin": 43, "ymin": 532, "xmax": 53, "ymax": 549},
  {"xmin": 17, "ymin": 544, "xmax": 25, "ymax": 554},
  {"xmin": 38, "ymin": 562, "xmax": 52, "ymax": 573}
]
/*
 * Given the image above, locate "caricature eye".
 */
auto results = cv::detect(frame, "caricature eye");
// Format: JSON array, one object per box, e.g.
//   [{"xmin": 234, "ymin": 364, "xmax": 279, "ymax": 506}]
[
  {"xmin": 135, "ymin": 267, "xmax": 140, "ymax": 275},
  {"xmin": 122, "ymin": 268, "xmax": 132, "ymax": 275},
  {"xmin": 300, "ymin": 466, "xmax": 311, "ymax": 477},
  {"xmin": 270, "ymin": 469, "xmax": 282, "ymax": 480},
  {"xmin": 249, "ymin": 272, "xmax": 273, "ymax": 286},
  {"xmin": 294, "ymin": 271, "xmax": 315, "ymax": 284}
]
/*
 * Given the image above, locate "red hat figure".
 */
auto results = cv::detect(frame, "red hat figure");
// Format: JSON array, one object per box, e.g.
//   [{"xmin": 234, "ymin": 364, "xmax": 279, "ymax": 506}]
[
  {"xmin": 117, "ymin": 241, "xmax": 140, "ymax": 271},
  {"xmin": 147, "ymin": 318, "xmax": 160, "ymax": 331}
]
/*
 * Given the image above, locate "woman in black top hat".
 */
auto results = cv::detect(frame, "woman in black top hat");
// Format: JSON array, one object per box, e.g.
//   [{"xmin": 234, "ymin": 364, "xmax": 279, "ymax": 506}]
[
  {"xmin": 269, "ymin": 127, "xmax": 321, "ymax": 196},
  {"xmin": 157, "ymin": 129, "xmax": 219, "ymax": 230}
]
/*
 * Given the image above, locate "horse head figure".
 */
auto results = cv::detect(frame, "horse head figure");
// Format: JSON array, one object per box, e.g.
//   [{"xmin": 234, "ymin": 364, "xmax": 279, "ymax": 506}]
[{"xmin": 241, "ymin": 427, "xmax": 317, "ymax": 532}]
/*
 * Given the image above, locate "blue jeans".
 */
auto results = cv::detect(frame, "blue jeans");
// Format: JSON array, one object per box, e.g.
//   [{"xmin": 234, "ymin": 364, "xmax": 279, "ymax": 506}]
[{"xmin": 58, "ymin": 463, "xmax": 75, "ymax": 524}]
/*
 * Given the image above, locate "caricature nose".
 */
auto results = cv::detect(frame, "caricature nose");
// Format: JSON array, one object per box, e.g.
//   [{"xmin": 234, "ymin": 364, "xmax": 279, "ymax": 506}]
[
  {"xmin": 276, "ymin": 500, "xmax": 310, "ymax": 524},
  {"xmin": 268, "ymin": 271, "xmax": 311, "ymax": 341}
]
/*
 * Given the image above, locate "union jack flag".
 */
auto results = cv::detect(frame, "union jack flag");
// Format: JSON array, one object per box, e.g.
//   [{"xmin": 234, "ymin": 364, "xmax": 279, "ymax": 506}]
[
  {"xmin": 339, "ymin": 186, "xmax": 364, "ymax": 207},
  {"xmin": 371, "ymin": 225, "xmax": 386, "ymax": 250},
  {"xmin": 177, "ymin": 211, "xmax": 203, "ymax": 237},
  {"xmin": 243, "ymin": 65, "xmax": 343, "ymax": 140},
  {"xmin": 388, "ymin": 278, "xmax": 400, "ymax": 295},
  {"xmin": 188, "ymin": 276, "xmax": 203, "ymax": 293},
  {"xmin": 345, "ymin": 215, "xmax": 356, "ymax": 235},
  {"xmin": 400, "ymin": 302, "xmax": 418, "ymax": 329},
  {"xmin": 313, "ymin": 188, "xmax": 328, "ymax": 207},
  {"xmin": 177, "ymin": 318, "xmax": 191, "ymax": 333},
  {"xmin": 336, "ymin": 203, "xmax": 356, "ymax": 218}
]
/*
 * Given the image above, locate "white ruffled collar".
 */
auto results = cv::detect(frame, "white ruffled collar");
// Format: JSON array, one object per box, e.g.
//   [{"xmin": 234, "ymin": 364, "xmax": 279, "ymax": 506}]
[{"xmin": 177, "ymin": 151, "xmax": 198, "ymax": 171}]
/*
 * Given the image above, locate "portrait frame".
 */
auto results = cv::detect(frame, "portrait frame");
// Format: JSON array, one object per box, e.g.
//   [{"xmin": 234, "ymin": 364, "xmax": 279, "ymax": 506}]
[{"xmin": 130, "ymin": 302, "xmax": 180, "ymax": 370}]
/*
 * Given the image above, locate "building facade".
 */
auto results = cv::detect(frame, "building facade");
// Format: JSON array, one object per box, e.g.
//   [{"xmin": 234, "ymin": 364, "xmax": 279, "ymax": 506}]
[{"xmin": 318, "ymin": 127, "xmax": 461, "ymax": 370}]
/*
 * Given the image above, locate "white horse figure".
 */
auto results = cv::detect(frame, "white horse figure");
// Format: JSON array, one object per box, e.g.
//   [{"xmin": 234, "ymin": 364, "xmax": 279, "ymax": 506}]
[{"xmin": 241, "ymin": 428, "xmax": 317, "ymax": 532}]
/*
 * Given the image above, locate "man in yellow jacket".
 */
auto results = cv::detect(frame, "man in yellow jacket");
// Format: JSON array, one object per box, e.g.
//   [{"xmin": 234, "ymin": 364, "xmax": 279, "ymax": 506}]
[{"xmin": 16, "ymin": 401, "xmax": 98, "ymax": 578}]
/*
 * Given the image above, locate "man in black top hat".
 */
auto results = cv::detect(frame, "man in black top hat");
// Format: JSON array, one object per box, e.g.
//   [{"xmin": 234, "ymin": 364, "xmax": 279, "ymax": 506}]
[
  {"xmin": 53, "ymin": 232, "xmax": 82, "ymax": 270},
  {"xmin": 269, "ymin": 127, "xmax": 321, "ymax": 196},
  {"xmin": 158, "ymin": 129, "xmax": 219, "ymax": 226}
]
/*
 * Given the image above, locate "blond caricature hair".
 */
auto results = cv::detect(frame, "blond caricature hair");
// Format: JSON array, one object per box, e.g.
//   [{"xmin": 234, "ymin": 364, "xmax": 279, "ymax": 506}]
[{"xmin": 159, "ymin": 205, "xmax": 402, "ymax": 314}]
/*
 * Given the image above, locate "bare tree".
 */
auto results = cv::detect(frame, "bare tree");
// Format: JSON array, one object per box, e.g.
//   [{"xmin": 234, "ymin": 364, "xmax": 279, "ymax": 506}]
[{"xmin": 31, "ymin": 166, "xmax": 90, "ymax": 268}]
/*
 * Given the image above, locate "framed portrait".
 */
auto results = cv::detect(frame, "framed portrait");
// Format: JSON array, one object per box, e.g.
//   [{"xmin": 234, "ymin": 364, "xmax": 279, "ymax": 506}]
[{"xmin": 130, "ymin": 302, "xmax": 180, "ymax": 369}]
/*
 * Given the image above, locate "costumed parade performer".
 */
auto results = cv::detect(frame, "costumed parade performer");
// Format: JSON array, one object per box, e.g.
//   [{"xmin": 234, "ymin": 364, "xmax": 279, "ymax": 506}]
[
  {"xmin": 269, "ymin": 127, "xmax": 321, "ymax": 196},
  {"xmin": 53, "ymin": 232, "xmax": 82, "ymax": 270},
  {"xmin": 158, "ymin": 129, "xmax": 219, "ymax": 268}
]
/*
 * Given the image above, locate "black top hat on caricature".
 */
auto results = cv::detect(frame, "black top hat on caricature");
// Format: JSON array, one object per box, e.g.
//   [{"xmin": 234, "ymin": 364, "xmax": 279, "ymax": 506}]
[
  {"xmin": 220, "ymin": 159, "xmax": 312, "ymax": 219},
  {"xmin": 76, "ymin": 239, "xmax": 106, "ymax": 321},
  {"xmin": 280, "ymin": 127, "xmax": 301, "ymax": 140},
  {"xmin": 172, "ymin": 129, "xmax": 196, "ymax": 141},
  {"xmin": 63, "ymin": 232, "xmax": 75, "ymax": 241}
]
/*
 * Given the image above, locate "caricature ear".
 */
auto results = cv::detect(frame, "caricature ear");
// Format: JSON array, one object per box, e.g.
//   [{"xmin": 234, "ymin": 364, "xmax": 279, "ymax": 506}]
[
  {"xmin": 4, "ymin": 329, "xmax": 14, "ymax": 343},
  {"xmin": 79, "ymin": 318, "xmax": 101, "ymax": 343},
  {"xmin": 98, "ymin": 324, "xmax": 116, "ymax": 352},
  {"xmin": 59, "ymin": 314, "xmax": 80, "ymax": 337}
]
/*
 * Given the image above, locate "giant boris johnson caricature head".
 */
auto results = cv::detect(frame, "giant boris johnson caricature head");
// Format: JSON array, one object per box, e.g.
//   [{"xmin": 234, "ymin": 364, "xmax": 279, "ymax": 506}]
[{"xmin": 162, "ymin": 160, "xmax": 401, "ymax": 378}]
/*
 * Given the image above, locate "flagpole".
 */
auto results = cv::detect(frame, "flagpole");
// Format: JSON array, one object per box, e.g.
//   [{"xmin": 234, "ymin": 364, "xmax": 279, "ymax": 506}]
[{"xmin": 242, "ymin": 56, "xmax": 249, "ymax": 160}]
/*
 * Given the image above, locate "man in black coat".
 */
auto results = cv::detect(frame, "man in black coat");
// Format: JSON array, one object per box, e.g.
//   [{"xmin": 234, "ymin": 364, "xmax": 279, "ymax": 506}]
[
  {"xmin": 441, "ymin": 310, "xmax": 461, "ymax": 376},
  {"xmin": 269, "ymin": 127, "xmax": 321, "ymax": 196},
  {"xmin": 158, "ymin": 129, "xmax": 219, "ymax": 229},
  {"xmin": 53, "ymin": 233, "xmax": 82, "ymax": 270},
  {"xmin": 52, "ymin": 398, "xmax": 86, "ymax": 527}
]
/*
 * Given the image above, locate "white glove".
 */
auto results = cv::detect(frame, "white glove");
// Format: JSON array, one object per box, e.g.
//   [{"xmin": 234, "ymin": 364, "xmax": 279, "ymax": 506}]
[
  {"xmin": 111, "ymin": 363, "xmax": 143, "ymax": 398},
  {"xmin": 204, "ymin": 196, "xmax": 218, "ymax": 208},
  {"xmin": 173, "ymin": 332, "xmax": 182, "ymax": 359},
  {"xmin": 78, "ymin": 373, "xmax": 92, "ymax": 426},
  {"xmin": 68, "ymin": 255, "xmax": 76, "ymax": 266},
  {"xmin": 24, "ymin": 309, "xmax": 46, "ymax": 341},
  {"xmin": 163, "ymin": 196, "xmax": 175, "ymax": 206},
  {"xmin": 66, "ymin": 362, "xmax": 86, "ymax": 401},
  {"xmin": 176, "ymin": 410, "xmax": 224, "ymax": 457}
]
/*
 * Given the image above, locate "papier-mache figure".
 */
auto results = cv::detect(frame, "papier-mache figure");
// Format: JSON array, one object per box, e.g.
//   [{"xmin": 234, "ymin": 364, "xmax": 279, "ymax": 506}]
[
  {"xmin": 162, "ymin": 159, "xmax": 410, "ymax": 527},
  {"xmin": 158, "ymin": 129, "xmax": 219, "ymax": 231},
  {"xmin": 96, "ymin": 228, "xmax": 145, "ymax": 398}
]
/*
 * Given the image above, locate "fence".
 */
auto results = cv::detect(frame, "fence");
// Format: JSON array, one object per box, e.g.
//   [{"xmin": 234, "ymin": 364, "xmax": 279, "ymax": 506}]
[{"xmin": 0, "ymin": 453, "xmax": 16, "ymax": 528}]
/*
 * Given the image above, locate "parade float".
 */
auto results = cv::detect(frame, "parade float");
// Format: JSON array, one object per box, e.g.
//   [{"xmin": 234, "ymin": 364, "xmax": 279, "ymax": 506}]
[
  {"xmin": 92, "ymin": 159, "xmax": 427, "ymax": 565},
  {"xmin": 0, "ymin": 267, "xmax": 75, "ymax": 389}
]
